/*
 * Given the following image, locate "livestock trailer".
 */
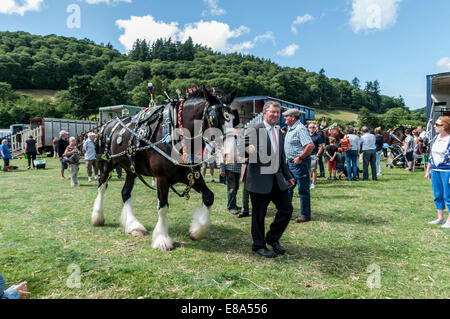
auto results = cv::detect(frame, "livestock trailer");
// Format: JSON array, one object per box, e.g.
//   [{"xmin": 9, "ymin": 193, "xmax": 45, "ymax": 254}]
[
  {"xmin": 99, "ymin": 105, "xmax": 145, "ymax": 124},
  {"xmin": 426, "ymin": 72, "xmax": 450, "ymax": 138},
  {"xmin": 30, "ymin": 117, "xmax": 98, "ymax": 151}
]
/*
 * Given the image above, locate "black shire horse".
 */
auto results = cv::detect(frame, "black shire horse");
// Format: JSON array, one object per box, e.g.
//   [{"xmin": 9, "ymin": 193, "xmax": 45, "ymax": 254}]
[{"xmin": 91, "ymin": 86, "xmax": 238, "ymax": 251}]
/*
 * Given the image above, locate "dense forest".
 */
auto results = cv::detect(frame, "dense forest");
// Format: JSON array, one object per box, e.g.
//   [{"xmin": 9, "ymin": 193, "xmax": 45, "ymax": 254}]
[{"xmin": 0, "ymin": 31, "xmax": 424, "ymax": 128}]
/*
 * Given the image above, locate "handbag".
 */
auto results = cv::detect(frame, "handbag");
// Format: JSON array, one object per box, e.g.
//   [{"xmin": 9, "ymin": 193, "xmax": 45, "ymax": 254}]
[{"xmin": 63, "ymin": 152, "xmax": 80, "ymax": 164}]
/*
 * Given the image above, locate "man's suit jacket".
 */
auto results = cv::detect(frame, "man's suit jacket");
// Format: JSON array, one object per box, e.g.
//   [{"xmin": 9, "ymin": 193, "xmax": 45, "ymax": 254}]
[{"xmin": 244, "ymin": 123, "xmax": 293, "ymax": 194}]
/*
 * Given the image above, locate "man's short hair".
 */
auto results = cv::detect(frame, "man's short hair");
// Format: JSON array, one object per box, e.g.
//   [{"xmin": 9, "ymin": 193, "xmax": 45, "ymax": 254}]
[
  {"xmin": 346, "ymin": 126, "xmax": 355, "ymax": 134},
  {"xmin": 263, "ymin": 101, "xmax": 281, "ymax": 113},
  {"xmin": 60, "ymin": 130, "xmax": 68, "ymax": 137},
  {"xmin": 361, "ymin": 126, "xmax": 369, "ymax": 133}
]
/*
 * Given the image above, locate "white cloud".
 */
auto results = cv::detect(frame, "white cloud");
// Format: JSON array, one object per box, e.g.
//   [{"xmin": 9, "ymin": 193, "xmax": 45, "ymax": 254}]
[
  {"xmin": 180, "ymin": 21, "xmax": 250, "ymax": 52},
  {"xmin": 116, "ymin": 15, "xmax": 273, "ymax": 53},
  {"xmin": 0, "ymin": 0, "xmax": 44, "ymax": 16},
  {"xmin": 277, "ymin": 44, "xmax": 300, "ymax": 57},
  {"xmin": 291, "ymin": 14, "xmax": 313, "ymax": 34},
  {"xmin": 437, "ymin": 57, "xmax": 450, "ymax": 73},
  {"xmin": 116, "ymin": 15, "xmax": 179, "ymax": 51},
  {"xmin": 350, "ymin": 0, "xmax": 402, "ymax": 34},
  {"xmin": 202, "ymin": 0, "xmax": 226, "ymax": 17},
  {"xmin": 83, "ymin": 0, "xmax": 132, "ymax": 4}
]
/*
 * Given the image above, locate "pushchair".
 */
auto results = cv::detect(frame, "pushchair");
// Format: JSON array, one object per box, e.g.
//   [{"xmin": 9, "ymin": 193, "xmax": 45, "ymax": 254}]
[{"xmin": 388, "ymin": 143, "xmax": 406, "ymax": 168}]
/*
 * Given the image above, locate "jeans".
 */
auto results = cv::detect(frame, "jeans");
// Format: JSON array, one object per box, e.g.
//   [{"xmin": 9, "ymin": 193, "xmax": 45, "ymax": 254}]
[
  {"xmin": 288, "ymin": 157, "xmax": 311, "ymax": 219},
  {"xmin": 345, "ymin": 150, "xmax": 359, "ymax": 181},
  {"xmin": 431, "ymin": 170, "xmax": 450, "ymax": 211},
  {"xmin": 318, "ymin": 154, "xmax": 325, "ymax": 176},
  {"xmin": 225, "ymin": 171, "xmax": 240, "ymax": 210},
  {"xmin": 376, "ymin": 150, "xmax": 382, "ymax": 175},
  {"xmin": 2, "ymin": 158, "xmax": 10, "ymax": 167},
  {"xmin": 363, "ymin": 150, "xmax": 377, "ymax": 180},
  {"xmin": 0, "ymin": 273, "xmax": 19, "ymax": 299}
]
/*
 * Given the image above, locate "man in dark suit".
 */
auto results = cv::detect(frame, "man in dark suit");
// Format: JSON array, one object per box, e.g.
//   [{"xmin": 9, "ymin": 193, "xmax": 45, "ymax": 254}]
[{"xmin": 244, "ymin": 101, "xmax": 295, "ymax": 258}]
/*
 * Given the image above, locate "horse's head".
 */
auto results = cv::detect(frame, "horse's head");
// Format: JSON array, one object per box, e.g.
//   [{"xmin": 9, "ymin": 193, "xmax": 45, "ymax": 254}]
[{"xmin": 201, "ymin": 85, "xmax": 239, "ymax": 164}]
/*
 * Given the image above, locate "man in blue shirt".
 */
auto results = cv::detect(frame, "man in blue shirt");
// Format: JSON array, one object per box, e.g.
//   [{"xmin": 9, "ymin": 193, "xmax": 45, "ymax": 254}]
[
  {"xmin": 0, "ymin": 139, "xmax": 13, "ymax": 169},
  {"xmin": 284, "ymin": 109, "xmax": 315, "ymax": 223}
]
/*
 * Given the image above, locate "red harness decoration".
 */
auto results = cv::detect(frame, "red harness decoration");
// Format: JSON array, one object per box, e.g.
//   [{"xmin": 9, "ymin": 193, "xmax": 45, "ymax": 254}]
[{"xmin": 177, "ymin": 100, "xmax": 189, "ymax": 164}]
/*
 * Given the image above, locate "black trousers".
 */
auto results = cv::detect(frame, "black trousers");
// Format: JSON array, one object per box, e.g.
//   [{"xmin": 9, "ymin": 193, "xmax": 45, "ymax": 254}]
[
  {"xmin": 249, "ymin": 176, "xmax": 293, "ymax": 251},
  {"xmin": 26, "ymin": 152, "xmax": 37, "ymax": 168},
  {"xmin": 363, "ymin": 150, "xmax": 377, "ymax": 180}
]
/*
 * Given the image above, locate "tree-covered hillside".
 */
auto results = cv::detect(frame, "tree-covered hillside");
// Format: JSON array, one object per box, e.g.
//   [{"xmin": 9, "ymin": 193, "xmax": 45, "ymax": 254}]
[{"xmin": 0, "ymin": 31, "xmax": 413, "ymax": 127}]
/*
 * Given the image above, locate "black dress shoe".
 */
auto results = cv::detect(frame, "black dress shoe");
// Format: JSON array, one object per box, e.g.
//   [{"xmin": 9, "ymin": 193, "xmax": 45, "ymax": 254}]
[
  {"xmin": 253, "ymin": 248, "xmax": 276, "ymax": 258},
  {"xmin": 267, "ymin": 242, "xmax": 286, "ymax": 255},
  {"xmin": 237, "ymin": 211, "xmax": 250, "ymax": 218}
]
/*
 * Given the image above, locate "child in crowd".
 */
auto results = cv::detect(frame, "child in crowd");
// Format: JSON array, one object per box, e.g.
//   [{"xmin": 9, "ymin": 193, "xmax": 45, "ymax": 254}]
[
  {"xmin": 336, "ymin": 148, "xmax": 346, "ymax": 180},
  {"xmin": 325, "ymin": 137, "xmax": 338, "ymax": 180}
]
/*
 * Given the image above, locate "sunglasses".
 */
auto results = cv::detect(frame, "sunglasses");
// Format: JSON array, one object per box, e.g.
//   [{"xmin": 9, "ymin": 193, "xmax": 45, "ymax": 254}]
[{"xmin": 435, "ymin": 123, "xmax": 443, "ymax": 127}]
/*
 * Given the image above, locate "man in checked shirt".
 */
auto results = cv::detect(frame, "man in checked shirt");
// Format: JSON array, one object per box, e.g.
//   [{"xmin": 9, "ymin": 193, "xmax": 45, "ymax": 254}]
[{"xmin": 283, "ymin": 108, "xmax": 315, "ymax": 223}]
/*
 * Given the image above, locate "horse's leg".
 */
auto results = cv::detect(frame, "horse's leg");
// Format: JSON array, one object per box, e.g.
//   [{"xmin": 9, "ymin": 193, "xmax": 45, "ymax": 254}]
[
  {"xmin": 120, "ymin": 171, "xmax": 147, "ymax": 237},
  {"xmin": 152, "ymin": 177, "xmax": 173, "ymax": 251},
  {"xmin": 91, "ymin": 161, "xmax": 114, "ymax": 226},
  {"xmin": 189, "ymin": 175, "xmax": 213, "ymax": 241}
]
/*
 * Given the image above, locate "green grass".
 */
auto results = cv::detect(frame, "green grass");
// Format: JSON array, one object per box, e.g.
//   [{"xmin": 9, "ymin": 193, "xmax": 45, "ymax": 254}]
[
  {"xmin": 0, "ymin": 158, "xmax": 449, "ymax": 299},
  {"xmin": 15, "ymin": 89, "xmax": 59, "ymax": 102},
  {"xmin": 315, "ymin": 108, "xmax": 359, "ymax": 122}
]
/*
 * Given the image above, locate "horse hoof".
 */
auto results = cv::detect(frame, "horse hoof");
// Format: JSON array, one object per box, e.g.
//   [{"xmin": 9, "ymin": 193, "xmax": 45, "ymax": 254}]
[
  {"xmin": 189, "ymin": 231, "xmax": 201, "ymax": 241},
  {"xmin": 91, "ymin": 218, "xmax": 105, "ymax": 227},
  {"xmin": 130, "ymin": 230, "xmax": 146, "ymax": 237}
]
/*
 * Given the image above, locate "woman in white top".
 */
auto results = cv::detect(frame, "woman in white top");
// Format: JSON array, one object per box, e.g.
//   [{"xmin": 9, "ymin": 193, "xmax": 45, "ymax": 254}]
[{"xmin": 425, "ymin": 116, "xmax": 450, "ymax": 228}]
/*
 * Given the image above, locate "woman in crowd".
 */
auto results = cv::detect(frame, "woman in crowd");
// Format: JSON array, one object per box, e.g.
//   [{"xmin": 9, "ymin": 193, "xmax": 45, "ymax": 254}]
[
  {"xmin": 24, "ymin": 135, "xmax": 39, "ymax": 169},
  {"xmin": 64, "ymin": 136, "xmax": 81, "ymax": 187},
  {"xmin": 426, "ymin": 116, "xmax": 450, "ymax": 228},
  {"xmin": 374, "ymin": 127, "xmax": 384, "ymax": 176}
]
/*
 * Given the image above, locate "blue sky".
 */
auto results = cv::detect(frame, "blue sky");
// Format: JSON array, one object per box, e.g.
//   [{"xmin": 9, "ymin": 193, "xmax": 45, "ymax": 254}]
[{"xmin": 1, "ymin": 0, "xmax": 450, "ymax": 110}]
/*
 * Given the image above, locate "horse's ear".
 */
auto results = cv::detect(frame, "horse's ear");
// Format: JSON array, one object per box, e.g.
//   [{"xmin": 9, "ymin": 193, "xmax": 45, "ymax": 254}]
[
  {"xmin": 202, "ymin": 85, "xmax": 216, "ymax": 104},
  {"xmin": 225, "ymin": 88, "xmax": 238, "ymax": 104}
]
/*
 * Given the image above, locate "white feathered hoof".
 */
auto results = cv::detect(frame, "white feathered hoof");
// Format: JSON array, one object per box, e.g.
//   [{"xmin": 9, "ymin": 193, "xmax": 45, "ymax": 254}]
[
  {"xmin": 130, "ymin": 229, "xmax": 147, "ymax": 237},
  {"xmin": 189, "ymin": 205, "xmax": 211, "ymax": 241},
  {"xmin": 91, "ymin": 211, "xmax": 105, "ymax": 227},
  {"xmin": 152, "ymin": 233, "xmax": 174, "ymax": 251}
]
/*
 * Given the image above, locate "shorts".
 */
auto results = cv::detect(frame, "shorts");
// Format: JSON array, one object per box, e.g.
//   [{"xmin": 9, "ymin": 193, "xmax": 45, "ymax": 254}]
[
  {"xmin": 60, "ymin": 159, "xmax": 68, "ymax": 170},
  {"xmin": 328, "ymin": 160, "xmax": 337, "ymax": 170},
  {"xmin": 310, "ymin": 156, "xmax": 318, "ymax": 170},
  {"xmin": 405, "ymin": 151, "xmax": 414, "ymax": 162},
  {"xmin": 202, "ymin": 160, "xmax": 217, "ymax": 169},
  {"xmin": 336, "ymin": 165, "xmax": 345, "ymax": 173}
]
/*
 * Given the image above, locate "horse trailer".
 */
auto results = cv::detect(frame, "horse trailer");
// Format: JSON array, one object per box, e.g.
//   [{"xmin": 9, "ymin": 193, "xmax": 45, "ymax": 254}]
[
  {"xmin": 426, "ymin": 72, "xmax": 450, "ymax": 138},
  {"xmin": 29, "ymin": 117, "xmax": 98, "ymax": 152}
]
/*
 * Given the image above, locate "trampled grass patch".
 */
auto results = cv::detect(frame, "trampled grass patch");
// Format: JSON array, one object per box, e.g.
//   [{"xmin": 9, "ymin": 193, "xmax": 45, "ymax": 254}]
[{"xmin": 0, "ymin": 158, "xmax": 449, "ymax": 299}]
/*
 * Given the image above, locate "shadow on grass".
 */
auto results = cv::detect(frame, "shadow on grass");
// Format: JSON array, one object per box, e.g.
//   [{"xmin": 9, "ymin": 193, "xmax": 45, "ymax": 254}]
[{"xmin": 313, "ymin": 210, "xmax": 390, "ymax": 225}]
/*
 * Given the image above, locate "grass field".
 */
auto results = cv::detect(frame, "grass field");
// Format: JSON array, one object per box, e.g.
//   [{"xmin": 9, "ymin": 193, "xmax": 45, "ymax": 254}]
[
  {"xmin": 314, "ymin": 108, "xmax": 359, "ymax": 123},
  {"xmin": 15, "ymin": 89, "xmax": 59, "ymax": 102},
  {"xmin": 0, "ymin": 157, "xmax": 449, "ymax": 299}
]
